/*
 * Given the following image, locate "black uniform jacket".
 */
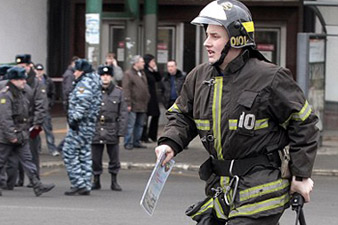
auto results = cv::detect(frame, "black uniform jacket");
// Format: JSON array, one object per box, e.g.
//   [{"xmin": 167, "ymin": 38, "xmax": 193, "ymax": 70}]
[
  {"xmin": 159, "ymin": 50, "xmax": 319, "ymax": 178},
  {"xmin": 0, "ymin": 82, "xmax": 30, "ymax": 145},
  {"xmin": 92, "ymin": 83, "xmax": 128, "ymax": 145}
]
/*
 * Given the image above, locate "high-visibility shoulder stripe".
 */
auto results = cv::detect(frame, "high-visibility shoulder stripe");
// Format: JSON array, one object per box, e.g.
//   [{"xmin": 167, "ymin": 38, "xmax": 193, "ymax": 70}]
[
  {"xmin": 254, "ymin": 118, "xmax": 269, "ymax": 130},
  {"xmin": 292, "ymin": 101, "xmax": 312, "ymax": 121},
  {"xmin": 229, "ymin": 192, "xmax": 290, "ymax": 218},
  {"xmin": 194, "ymin": 119, "xmax": 210, "ymax": 131},
  {"xmin": 213, "ymin": 77, "xmax": 224, "ymax": 160},
  {"xmin": 168, "ymin": 103, "xmax": 181, "ymax": 113},
  {"xmin": 281, "ymin": 101, "xmax": 312, "ymax": 128},
  {"xmin": 239, "ymin": 179, "xmax": 290, "ymax": 202}
]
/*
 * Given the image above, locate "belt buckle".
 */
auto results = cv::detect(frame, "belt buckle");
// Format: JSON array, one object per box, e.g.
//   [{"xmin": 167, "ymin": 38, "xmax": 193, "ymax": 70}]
[{"xmin": 100, "ymin": 117, "xmax": 105, "ymax": 124}]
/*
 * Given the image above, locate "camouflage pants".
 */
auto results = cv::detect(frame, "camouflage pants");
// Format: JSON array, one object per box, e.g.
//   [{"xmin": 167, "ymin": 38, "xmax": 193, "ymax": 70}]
[{"xmin": 63, "ymin": 127, "xmax": 95, "ymax": 190}]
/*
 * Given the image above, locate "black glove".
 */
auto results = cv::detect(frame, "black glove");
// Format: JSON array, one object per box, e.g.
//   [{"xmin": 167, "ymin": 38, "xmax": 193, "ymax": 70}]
[{"xmin": 68, "ymin": 119, "xmax": 79, "ymax": 131}]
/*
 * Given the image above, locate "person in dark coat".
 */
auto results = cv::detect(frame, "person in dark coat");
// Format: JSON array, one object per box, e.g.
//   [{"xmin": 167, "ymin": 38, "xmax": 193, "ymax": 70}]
[
  {"xmin": 161, "ymin": 60, "xmax": 186, "ymax": 109},
  {"xmin": 122, "ymin": 55, "xmax": 150, "ymax": 150},
  {"xmin": 9, "ymin": 54, "xmax": 48, "ymax": 187},
  {"xmin": 141, "ymin": 54, "xmax": 161, "ymax": 143},
  {"xmin": 0, "ymin": 67, "xmax": 54, "ymax": 197},
  {"xmin": 91, "ymin": 65, "xmax": 128, "ymax": 191},
  {"xmin": 34, "ymin": 63, "xmax": 58, "ymax": 157}
]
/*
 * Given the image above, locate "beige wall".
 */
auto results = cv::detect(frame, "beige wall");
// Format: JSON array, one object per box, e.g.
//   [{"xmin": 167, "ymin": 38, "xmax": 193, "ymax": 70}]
[
  {"xmin": 321, "ymin": 7, "xmax": 338, "ymax": 102},
  {"xmin": 0, "ymin": 0, "xmax": 47, "ymax": 66}
]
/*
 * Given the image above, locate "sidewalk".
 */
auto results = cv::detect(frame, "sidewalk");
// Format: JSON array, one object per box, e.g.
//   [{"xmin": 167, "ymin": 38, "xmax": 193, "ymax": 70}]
[{"xmin": 39, "ymin": 117, "xmax": 338, "ymax": 177}]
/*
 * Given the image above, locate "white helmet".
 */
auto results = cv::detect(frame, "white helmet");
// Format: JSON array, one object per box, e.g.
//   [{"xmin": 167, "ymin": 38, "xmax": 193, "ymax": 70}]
[{"xmin": 191, "ymin": 0, "xmax": 255, "ymax": 49}]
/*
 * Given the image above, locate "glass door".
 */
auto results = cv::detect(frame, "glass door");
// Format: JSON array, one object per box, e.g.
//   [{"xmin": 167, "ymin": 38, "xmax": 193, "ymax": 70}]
[
  {"xmin": 109, "ymin": 25, "xmax": 125, "ymax": 68},
  {"xmin": 157, "ymin": 26, "xmax": 176, "ymax": 73}
]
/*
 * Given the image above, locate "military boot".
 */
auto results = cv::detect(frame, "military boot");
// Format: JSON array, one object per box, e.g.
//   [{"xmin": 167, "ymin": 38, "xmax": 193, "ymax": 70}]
[
  {"xmin": 92, "ymin": 175, "xmax": 101, "ymax": 190},
  {"xmin": 31, "ymin": 177, "xmax": 55, "ymax": 197},
  {"xmin": 110, "ymin": 174, "xmax": 122, "ymax": 191},
  {"xmin": 64, "ymin": 187, "xmax": 90, "ymax": 196}
]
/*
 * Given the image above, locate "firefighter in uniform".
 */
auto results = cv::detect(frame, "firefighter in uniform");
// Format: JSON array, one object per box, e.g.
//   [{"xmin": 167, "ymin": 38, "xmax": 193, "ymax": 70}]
[
  {"xmin": 155, "ymin": 1, "xmax": 319, "ymax": 224},
  {"xmin": 63, "ymin": 59, "xmax": 102, "ymax": 196},
  {"xmin": 91, "ymin": 65, "xmax": 127, "ymax": 191},
  {"xmin": 0, "ymin": 67, "xmax": 54, "ymax": 197}
]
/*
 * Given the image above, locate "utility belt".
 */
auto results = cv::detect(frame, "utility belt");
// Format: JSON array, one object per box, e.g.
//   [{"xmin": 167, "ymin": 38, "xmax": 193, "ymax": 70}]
[
  {"xmin": 99, "ymin": 116, "xmax": 118, "ymax": 124},
  {"xmin": 199, "ymin": 151, "xmax": 281, "ymax": 181},
  {"xmin": 13, "ymin": 117, "xmax": 28, "ymax": 124}
]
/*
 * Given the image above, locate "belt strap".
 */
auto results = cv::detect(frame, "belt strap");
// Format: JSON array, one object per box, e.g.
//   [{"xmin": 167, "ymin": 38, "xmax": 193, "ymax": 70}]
[{"xmin": 211, "ymin": 151, "xmax": 280, "ymax": 177}]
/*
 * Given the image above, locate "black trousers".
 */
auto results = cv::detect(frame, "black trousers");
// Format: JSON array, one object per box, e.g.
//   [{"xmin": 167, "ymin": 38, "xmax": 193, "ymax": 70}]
[
  {"xmin": 91, "ymin": 144, "xmax": 120, "ymax": 175},
  {"xmin": 142, "ymin": 115, "xmax": 159, "ymax": 142},
  {"xmin": 0, "ymin": 142, "xmax": 38, "ymax": 187},
  {"xmin": 6, "ymin": 135, "xmax": 41, "ymax": 185}
]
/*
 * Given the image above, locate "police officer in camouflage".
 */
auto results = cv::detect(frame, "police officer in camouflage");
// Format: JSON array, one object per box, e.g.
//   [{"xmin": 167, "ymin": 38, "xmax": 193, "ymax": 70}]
[
  {"xmin": 63, "ymin": 59, "xmax": 102, "ymax": 196},
  {"xmin": 0, "ymin": 67, "xmax": 54, "ymax": 197},
  {"xmin": 91, "ymin": 65, "xmax": 127, "ymax": 191}
]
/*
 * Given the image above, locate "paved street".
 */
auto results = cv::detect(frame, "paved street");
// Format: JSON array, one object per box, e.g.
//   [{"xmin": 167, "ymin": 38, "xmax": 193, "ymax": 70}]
[
  {"xmin": 1, "ymin": 167, "xmax": 338, "ymax": 225},
  {"xmin": 1, "ymin": 116, "xmax": 338, "ymax": 224}
]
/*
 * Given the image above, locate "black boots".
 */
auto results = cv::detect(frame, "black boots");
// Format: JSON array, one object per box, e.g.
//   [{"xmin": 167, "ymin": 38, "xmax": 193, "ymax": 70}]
[
  {"xmin": 64, "ymin": 187, "xmax": 90, "ymax": 196},
  {"xmin": 92, "ymin": 175, "xmax": 101, "ymax": 190},
  {"xmin": 33, "ymin": 181, "xmax": 55, "ymax": 197},
  {"xmin": 111, "ymin": 174, "xmax": 122, "ymax": 191}
]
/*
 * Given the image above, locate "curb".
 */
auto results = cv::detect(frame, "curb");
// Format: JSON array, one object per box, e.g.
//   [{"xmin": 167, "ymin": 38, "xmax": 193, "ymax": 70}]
[{"xmin": 41, "ymin": 161, "xmax": 338, "ymax": 177}]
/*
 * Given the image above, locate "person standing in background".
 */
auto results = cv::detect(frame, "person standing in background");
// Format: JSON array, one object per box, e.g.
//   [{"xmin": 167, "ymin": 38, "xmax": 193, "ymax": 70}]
[
  {"xmin": 141, "ymin": 54, "xmax": 161, "ymax": 143},
  {"xmin": 105, "ymin": 53, "xmax": 124, "ymax": 86},
  {"xmin": 91, "ymin": 65, "xmax": 127, "ymax": 191},
  {"xmin": 34, "ymin": 63, "xmax": 59, "ymax": 157},
  {"xmin": 161, "ymin": 60, "xmax": 186, "ymax": 109},
  {"xmin": 122, "ymin": 55, "xmax": 150, "ymax": 150}
]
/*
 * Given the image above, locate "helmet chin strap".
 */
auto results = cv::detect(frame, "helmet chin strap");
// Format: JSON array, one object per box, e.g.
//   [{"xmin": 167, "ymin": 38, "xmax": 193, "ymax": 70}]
[{"xmin": 212, "ymin": 41, "xmax": 231, "ymax": 73}]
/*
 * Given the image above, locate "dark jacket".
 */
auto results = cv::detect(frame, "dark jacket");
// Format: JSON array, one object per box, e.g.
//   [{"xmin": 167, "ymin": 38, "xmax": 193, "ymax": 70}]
[
  {"xmin": 40, "ymin": 74, "xmax": 56, "ymax": 109},
  {"xmin": 0, "ymin": 82, "xmax": 30, "ymax": 145},
  {"xmin": 0, "ymin": 79, "xmax": 39, "ymax": 128},
  {"xmin": 158, "ymin": 50, "xmax": 319, "ymax": 219},
  {"xmin": 92, "ymin": 82, "xmax": 128, "ymax": 144},
  {"xmin": 122, "ymin": 68, "xmax": 150, "ymax": 113},
  {"xmin": 161, "ymin": 69, "xmax": 185, "ymax": 109},
  {"xmin": 25, "ymin": 69, "xmax": 47, "ymax": 126},
  {"xmin": 144, "ymin": 66, "xmax": 161, "ymax": 116},
  {"xmin": 62, "ymin": 65, "xmax": 75, "ymax": 111}
]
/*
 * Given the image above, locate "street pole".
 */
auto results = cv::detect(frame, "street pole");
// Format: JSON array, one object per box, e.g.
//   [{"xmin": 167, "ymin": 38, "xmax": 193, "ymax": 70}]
[
  {"xmin": 124, "ymin": 0, "xmax": 139, "ymax": 69},
  {"xmin": 144, "ymin": 0, "xmax": 158, "ymax": 57},
  {"xmin": 85, "ymin": 0, "xmax": 102, "ymax": 69}
]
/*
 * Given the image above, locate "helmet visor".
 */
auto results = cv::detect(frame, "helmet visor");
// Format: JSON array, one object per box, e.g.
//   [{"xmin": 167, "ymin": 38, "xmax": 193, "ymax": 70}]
[{"xmin": 191, "ymin": 16, "xmax": 223, "ymax": 27}]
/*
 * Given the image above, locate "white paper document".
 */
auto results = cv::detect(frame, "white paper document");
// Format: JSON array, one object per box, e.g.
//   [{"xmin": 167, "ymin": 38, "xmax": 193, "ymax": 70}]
[{"xmin": 140, "ymin": 150, "xmax": 175, "ymax": 216}]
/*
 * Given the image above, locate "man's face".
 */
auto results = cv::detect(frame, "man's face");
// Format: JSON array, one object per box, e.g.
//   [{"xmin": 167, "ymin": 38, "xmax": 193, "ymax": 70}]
[
  {"xmin": 100, "ymin": 74, "xmax": 112, "ymax": 85},
  {"xmin": 17, "ymin": 63, "xmax": 30, "ymax": 74},
  {"xmin": 167, "ymin": 61, "xmax": 177, "ymax": 75},
  {"xmin": 35, "ymin": 70, "xmax": 44, "ymax": 78},
  {"xmin": 203, "ymin": 24, "xmax": 229, "ymax": 65},
  {"xmin": 73, "ymin": 70, "xmax": 83, "ymax": 79},
  {"xmin": 11, "ymin": 79, "xmax": 26, "ymax": 90},
  {"xmin": 105, "ymin": 56, "xmax": 114, "ymax": 65},
  {"xmin": 134, "ymin": 58, "xmax": 145, "ymax": 71},
  {"xmin": 148, "ymin": 59, "xmax": 156, "ymax": 69}
]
